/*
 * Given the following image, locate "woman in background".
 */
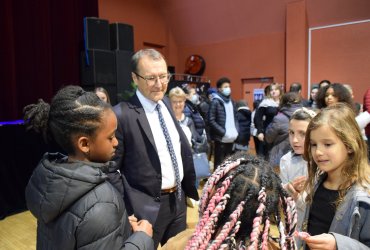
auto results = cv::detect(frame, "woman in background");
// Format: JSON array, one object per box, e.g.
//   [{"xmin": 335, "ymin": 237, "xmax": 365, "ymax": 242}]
[
  {"xmin": 254, "ymin": 82, "xmax": 283, "ymax": 159},
  {"xmin": 94, "ymin": 87, "xmax": 111, "ymax": 104}
]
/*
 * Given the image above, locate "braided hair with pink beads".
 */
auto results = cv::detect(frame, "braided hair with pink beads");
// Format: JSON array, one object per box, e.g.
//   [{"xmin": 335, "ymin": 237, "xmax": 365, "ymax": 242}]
[{"xmin": 186, "ymin": 152, "xmax": 297, "ymax": 250}]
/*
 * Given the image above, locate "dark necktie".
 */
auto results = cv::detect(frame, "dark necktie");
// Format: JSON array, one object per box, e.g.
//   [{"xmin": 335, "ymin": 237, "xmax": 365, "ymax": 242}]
[{"xmin": 156, "ymin": 104, "xmax": 182, "ymax": 200}]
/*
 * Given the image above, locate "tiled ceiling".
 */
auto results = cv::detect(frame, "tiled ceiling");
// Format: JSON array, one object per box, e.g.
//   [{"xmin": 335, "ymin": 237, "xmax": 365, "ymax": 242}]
[{"xmin": 158, "ymin": 0, "xmax": 370, "ymax": 46}]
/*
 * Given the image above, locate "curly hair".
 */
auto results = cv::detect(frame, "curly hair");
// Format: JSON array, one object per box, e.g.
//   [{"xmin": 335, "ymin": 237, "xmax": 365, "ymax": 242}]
[
  {"xmin": 23, "ymin": 85, "xmax": 111, "ymax": 154},
  {"xmin": 186, "ymin": 152, "xmax": 297, "ymax": 249},
  {"xmin": 315, "ymin": 83, "xmax": 355, "ymax": 111}
]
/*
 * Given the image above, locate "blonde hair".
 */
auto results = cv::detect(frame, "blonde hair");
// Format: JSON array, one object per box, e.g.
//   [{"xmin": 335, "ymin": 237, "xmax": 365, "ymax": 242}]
[
  {"xmin": 303, "ymin": 103, "xmax": 370, "ymax": 204},
  {"xmin": 169, "ymin": 87, "xmax": 186, "ymax": 100}
]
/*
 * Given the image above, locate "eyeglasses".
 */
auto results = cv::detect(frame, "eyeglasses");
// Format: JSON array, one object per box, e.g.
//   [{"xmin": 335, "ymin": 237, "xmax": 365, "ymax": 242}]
[{"xmin": 134, "ymin": 72, "xmax": 171, "ymax": 85}]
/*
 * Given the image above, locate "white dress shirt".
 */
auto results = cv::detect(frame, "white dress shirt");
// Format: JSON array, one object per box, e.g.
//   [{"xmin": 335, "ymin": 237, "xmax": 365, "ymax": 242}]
[{"xmin": 136, "ymin": 90, "xmax": 184, "ymax": 189}]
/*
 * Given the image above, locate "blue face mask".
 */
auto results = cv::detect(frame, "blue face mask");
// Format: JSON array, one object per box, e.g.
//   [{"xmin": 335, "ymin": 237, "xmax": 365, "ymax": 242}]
[{"xmin": 221, "ymin": 87, "xmax": 231, "ymax": 96}]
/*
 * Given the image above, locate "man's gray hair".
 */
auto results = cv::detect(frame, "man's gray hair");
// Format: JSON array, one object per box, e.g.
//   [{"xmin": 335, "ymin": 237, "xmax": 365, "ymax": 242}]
[{"xmin": 131, "ymin": 49, "xmax": 165, "ymax": 73}]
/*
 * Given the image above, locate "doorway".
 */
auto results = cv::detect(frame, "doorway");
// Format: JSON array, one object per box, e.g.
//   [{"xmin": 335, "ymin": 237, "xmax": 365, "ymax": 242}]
[{"xmin": 241, "ymin": 77, "xmax": 274, "ymax": 109}]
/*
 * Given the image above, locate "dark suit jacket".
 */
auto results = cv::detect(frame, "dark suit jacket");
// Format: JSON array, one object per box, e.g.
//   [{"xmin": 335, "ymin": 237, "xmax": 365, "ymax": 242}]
[{"xmin": 112, "ymin": 94, "xmax": 199, "ymax": 224}]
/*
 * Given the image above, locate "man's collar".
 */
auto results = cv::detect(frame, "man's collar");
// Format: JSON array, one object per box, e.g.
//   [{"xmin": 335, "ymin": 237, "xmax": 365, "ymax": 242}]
[{"xmin": 136, "ymin": 89, "xmax": 161, "ymax": 113}]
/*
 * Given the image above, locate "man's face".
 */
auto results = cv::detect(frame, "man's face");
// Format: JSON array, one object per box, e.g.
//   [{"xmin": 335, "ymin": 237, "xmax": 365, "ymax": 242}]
[
  {"xmin": 218, "ymin": 82, "xmax": 230, "ymax": 92},
  {"xmin": 132, "ymin": 55, "xmax": 168, "ymax": 102}
]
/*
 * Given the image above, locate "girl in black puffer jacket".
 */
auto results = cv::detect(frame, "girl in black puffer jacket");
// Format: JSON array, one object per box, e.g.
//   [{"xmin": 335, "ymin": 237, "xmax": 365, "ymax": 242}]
[{"xmin": 24, "ymin": 86, "xmax": 154, "ymax": 250}]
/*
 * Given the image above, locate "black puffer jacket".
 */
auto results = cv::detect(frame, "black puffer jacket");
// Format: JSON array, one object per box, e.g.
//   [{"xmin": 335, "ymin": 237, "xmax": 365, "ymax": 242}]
[
  {"xmin": 25, "ymin": 152, "xmax": 153, "ymax": 250},
  {"xmin": 184, "ymin": 100, "xmax": 205, "ymax": 136},
  {"xmin": 208, "ymin": 93, "xmax": 238, "ymax": 142},
  {"xmin": 235, "ymin": 107, "xmax": 252, "ymax": 146}
]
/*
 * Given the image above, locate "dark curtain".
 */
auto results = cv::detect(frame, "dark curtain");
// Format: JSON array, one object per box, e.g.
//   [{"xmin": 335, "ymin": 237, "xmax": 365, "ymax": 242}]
[
  {"xmin": 0, "ymin": 0, "xmax": 98, "ymax": 121},
  {"xmin": 0, "ymin": 0, "xmax": 98, "ymax": 218}
]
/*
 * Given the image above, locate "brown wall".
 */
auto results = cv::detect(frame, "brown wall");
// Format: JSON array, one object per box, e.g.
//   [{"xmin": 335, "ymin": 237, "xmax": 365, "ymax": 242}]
[
  {"xmin": 98, "ymin": 0, "xmax": 370, "ymax": 104},
  {"xmin": 98, "ymin": 0, "xmax": 179, "ymax": 68},
  {"xmin": 311, "ymin": 21, "xmax": 370, "ymax": 103},
  {"xmin": 98, "ymin": 0, "xmax": 286, "ymax": 101},
  {"xmin": 177, "ymin": 33, "xmax": 286, "ymax": 100},
  {"xmin": 286, "ymin": 1, "xmax": 308, "ymax": 97}
]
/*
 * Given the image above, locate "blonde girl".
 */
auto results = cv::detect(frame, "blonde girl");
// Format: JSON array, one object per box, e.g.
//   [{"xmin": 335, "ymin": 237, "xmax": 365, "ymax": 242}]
[{"xmin": 299, "ymin": 103, "xmax": 370, "ymax": 249}]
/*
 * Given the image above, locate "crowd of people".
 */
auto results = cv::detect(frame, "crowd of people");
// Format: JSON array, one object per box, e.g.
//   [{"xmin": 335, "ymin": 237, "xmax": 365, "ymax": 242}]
[{"xmin": 23, "ymin": 48, "xmax": 370, "ymax": 249}]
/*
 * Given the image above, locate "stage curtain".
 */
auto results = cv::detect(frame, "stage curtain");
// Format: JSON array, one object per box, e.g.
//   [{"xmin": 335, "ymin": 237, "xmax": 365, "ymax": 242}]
[{"xmin": 0, "ymin": 0, "xmax": 98, "ymax": 121}]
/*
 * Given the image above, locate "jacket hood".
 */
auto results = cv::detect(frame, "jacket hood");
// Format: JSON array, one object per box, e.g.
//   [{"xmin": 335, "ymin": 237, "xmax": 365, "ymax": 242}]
[
  {"xmin": 213, "ymin": 92, "xmax": 231, "ymax": 103},
  {"xmin": 26, "ymin": 152, "xmax": 113, "ymax": 223},
  {"xmin": 258, "ymin": 98, "xmax": 279, "ymax": 108},
  {"xmin": 279, "ymin": 103, "xmax": 302, "ymax": 118},
  {"xmin": 237, "ymin": 106, "xmax": 250, "ymax": 111}
]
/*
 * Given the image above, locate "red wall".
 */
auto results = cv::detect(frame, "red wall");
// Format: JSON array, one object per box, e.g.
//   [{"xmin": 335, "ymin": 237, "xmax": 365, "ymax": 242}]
[
  {"xmin": 98, "ymin": 0, "xmax": 179, "ymax": 68},
  {"xmin": 98, "ymin": 0, "xmax": 370, "ymax": 103},
  {"xmin": 177, "ymin": 33, "xmax": 286, "ymax": 100},
  {"xmin": 311, "ymin": 21, "xmax": 370, "ymax": 103},
  {"xmin": 286, "ymin": 1, "xmax": 308, "ymax": 97},
  {"xmin": 98, "ymin": 0, "xmax": 286, "ymax": 101}
]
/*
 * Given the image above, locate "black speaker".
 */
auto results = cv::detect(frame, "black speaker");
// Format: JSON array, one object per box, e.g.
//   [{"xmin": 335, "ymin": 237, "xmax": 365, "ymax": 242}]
[
  {"xmin": 80, "ymin": 49, "xmax": 116, "ymax": 86},
  {"xmin": 110, "ymin": 23, "xmax": 134, "ymax": 51},
  {"xmin": 115, "ymin": 50, "xmax": 134, "ymax": 102},
  {"xmin": 84, "ymin": 17, "xmax": 110, "ymax": 50}
]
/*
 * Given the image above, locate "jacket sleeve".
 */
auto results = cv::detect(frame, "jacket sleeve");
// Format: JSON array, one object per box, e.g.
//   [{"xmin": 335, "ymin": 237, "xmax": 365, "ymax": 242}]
[
  {"xmin": 208, "ymin": 99, "xmax": 225, "ymax": 136},
  {"xmin": 331, "ymin": 233, "xmax": 370, "ymax": 250},
  {"xmin": 264, "ymin": 115, "xmax": 281, "ymax": 144},
  {"xmin": 123, "ymin": 232, "xmax": 154, "ymax": 250},
  {"xmin": 331, "ymin": 201, "xmax": 370, "ymax": 250},
  {"xmin": 254, "ymin": 106, "xmax": 266, "ymax": 135},
  {"xmin": 76, "ymin": 185, "xmax": 154, "ymax": 250},
  {"xmin": 355, "ymin": 111, "xmax": 370, "ymax": 130}
]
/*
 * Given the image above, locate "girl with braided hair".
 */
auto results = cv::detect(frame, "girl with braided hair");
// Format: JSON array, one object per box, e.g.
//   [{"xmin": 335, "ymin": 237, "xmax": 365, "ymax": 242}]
[
  {"xmin": 23, "ymin": 85, "xmax": 154, "ymax": 250},
  {"xmin": 163, "ymin": 151, "xmax": 298, "ymax": 249}
]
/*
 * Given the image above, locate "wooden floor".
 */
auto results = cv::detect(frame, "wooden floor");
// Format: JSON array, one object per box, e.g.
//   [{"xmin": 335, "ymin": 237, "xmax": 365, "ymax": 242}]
[
  {"xmin": 0, "ymin": 210, "xmax": 37, "ymax": 250},
  {"xmin": 0, "ymin": 150, "xmax": 256, "ymax": 250},
  {"xmin": 0, "ymin": 205, "xmax": 199, "ymax": 250}
]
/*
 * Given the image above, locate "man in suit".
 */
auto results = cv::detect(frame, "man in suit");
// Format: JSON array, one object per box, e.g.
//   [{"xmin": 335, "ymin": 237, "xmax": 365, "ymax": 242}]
[{"xmin": 112, "ymin": 48, "xmax": 198, "ymax": 248}]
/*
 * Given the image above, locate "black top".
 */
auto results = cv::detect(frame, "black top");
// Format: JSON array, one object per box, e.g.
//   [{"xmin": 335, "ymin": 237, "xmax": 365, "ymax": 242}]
[{"xmin": 308, "ymin": 182, "xmax": 340, "ymax": 236}]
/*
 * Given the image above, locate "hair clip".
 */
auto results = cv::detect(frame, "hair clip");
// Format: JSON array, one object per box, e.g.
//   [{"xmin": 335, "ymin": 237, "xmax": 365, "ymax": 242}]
[{"xmin": 293, "ymin": 107, "xmax": 317, "ymax": 118}]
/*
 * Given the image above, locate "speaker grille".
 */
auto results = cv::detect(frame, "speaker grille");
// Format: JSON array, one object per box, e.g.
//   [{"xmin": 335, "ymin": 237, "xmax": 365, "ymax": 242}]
[
  {"xmin": 85, "ymin": 17, "xmax": 110, "ymax": 50},
  {"xmin": 110, "ymin": 23, "xmax": 134, "ymax": 51}
]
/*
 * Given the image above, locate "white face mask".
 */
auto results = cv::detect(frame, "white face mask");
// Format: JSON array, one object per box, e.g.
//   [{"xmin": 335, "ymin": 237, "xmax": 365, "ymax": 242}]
[
  {"xmin": 221, "ymin": 87, "xmax": 231, "ymax": 96},
  {"xmin": 191, "ymin": 94, "xmax": 200, "ymax": 104}
]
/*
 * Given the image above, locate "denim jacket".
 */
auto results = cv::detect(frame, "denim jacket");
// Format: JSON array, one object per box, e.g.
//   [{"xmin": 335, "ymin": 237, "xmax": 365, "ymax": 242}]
[{"xmin": 300, "ymin": 174, "xmax": 370, "ymax": 250}]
